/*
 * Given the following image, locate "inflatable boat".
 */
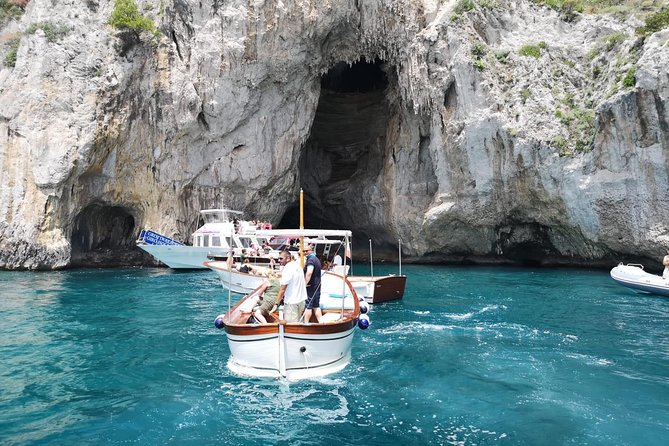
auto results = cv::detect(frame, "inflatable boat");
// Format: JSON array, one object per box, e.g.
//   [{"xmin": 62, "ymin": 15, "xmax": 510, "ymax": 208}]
[{"xmin": 610, "ymin": 263, "xmax": 669, "ymax": 297}]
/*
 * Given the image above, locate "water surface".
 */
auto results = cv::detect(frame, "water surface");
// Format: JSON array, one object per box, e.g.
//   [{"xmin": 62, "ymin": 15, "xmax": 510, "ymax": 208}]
[{"xmin": 1, "ymin": 265, "xmax": 668, "ymax": 445}]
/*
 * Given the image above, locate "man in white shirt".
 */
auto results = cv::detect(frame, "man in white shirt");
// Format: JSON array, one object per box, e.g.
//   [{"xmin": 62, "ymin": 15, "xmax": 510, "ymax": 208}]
[
  {"xmin": 275, "ymin": 248, "xmax": 307, "ymax": 322},
  {"xmin": 332, "ymin": 253, "xmax": 343, "ymax": 266}
]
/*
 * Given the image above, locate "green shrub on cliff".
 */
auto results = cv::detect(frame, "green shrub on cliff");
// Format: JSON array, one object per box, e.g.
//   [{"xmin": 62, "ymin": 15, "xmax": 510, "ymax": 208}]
[
  {"xmin": 108, "ymin": 0, "xmax": 158, "ymax": 37},
  {"xmin": 530, "ymin": 0, "xmax": 584, "ymax": 22},
  {"xmin": 519, "ymin": 44, "xmax": 542, "ymax": 58},
  {"xmin": 602, "ymin": 31, "xmax": 628, "ymax": 50},
  {"xmin": 454, "ymin": 0, "xmax": 476, "ymax": 14},
  {"xmin": 451, "ymin": 0, "xmax": 475, "ymax": 21},
  {"xmin": 636, "ymin": 7, "xmax": 669, "ymax": 36},
  {"xmin": 26, "ymin": 22, "xmax": 71, "ymax": 42},
  {"xmin": 553, "ymin": 98, "xmax": 596, "ymax": 156},
  {"xmin": 3, "ymin": 35, "xmax": 20, "ymax": 68},
  {"xmin": 0, "ymin": 0, "xmax": 24, "ymax": 26},
  {"xmin": 622, "ymin": 66, "xmax": 636, "ymax": 87}
]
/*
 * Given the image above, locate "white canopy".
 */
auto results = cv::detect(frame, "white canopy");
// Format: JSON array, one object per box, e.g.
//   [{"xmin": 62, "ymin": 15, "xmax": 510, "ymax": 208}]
[
  {"xmin": 200, "ymin": 208, "xmax": 243, "ymax": 216},
  {"xmin": 256, "ymin": 228, "xmax": 352, "ymax": 238}
]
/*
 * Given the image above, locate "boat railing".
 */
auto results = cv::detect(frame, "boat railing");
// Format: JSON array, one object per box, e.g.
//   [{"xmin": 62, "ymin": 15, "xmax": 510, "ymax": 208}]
[{"xmin": 627, "ymin": 263, "xmax": 645, "ymax": 269}]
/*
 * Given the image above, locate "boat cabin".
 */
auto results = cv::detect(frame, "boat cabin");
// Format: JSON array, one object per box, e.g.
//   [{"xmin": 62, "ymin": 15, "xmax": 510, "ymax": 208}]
[{"xmin": 191, "ymin": 209, "xmax": 274, "ymax": 254}]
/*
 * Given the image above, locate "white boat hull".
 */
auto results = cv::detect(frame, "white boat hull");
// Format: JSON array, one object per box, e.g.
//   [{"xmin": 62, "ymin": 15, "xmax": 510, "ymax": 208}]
[
  {"xmin": 226, "ymin": 328, "xmax": 355, "ymax": 380},
  {"xmin": 138, "ymin": 245, "xmax": 228, "ymax": 269},
  {"xmin": 610, "ymin": 264, "xmax": 669, "ymax": 297},
  {"xmin": 205, "ymin": 260, "xmax": 266, "ymax": 294}
]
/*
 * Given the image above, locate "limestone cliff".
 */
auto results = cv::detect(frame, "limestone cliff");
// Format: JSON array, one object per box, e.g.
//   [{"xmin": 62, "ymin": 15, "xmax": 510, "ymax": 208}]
[{"xmin": 0, "ymin": 0, "xmax": 668, "ymax": 269}]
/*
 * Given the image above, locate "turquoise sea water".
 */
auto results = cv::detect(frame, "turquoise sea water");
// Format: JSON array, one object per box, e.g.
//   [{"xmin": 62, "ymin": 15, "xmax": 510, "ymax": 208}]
[{"xmin": 1, "ymin": 264, "xmax": 669, "ymax": 445}]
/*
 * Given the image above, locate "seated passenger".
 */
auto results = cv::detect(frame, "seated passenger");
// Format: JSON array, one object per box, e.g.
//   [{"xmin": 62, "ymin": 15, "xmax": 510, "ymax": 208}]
[
  {"xmin": 238, "ymin": 258, "xmax": 252, "ymax": 273},
  {"xmin": 262, "ymin": 241, "xmax": 272, "ymax": 254},
  {"xmin": 253, "ymin": 270, "xmax": 281, "ymax": 323}
]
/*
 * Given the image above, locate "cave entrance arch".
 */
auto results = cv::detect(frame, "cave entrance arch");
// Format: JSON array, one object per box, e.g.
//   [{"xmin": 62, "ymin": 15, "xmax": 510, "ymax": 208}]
[
  {"xmin": 279, "ymin": 58, "xmax": 391, "ymax": 234},
  {"xmin": 70, "ymin": 203, "xmax": 145, "ymax": 267}
]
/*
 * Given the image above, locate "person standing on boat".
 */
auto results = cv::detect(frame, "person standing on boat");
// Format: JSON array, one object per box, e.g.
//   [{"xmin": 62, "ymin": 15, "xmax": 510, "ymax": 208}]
[
  {"xmin": 302, "ymin": 244, "xmax": 323, "ymax": 324},
  {"xmin": 276, "ymin": 248, "xmax": 307, "ymax": 322},
  {"xmin": 332, "ymin": 253, "xmax": 343, "ymax": 267},
  {"xmin": 663, "ymin": 249, "xmax": 669, "ymax": 280}
]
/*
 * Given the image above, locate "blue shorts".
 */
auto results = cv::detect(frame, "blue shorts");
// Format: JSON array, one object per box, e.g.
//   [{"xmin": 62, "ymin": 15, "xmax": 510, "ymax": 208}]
[{"xmin": 305, "ymin": 291, "xmax": 320, "ymax": 309}]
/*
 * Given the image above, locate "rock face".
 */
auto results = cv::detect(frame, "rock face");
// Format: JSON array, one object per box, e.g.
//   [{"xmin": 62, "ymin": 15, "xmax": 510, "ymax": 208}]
[{"xmin": 0, "ymin": 0, "xmax": 668, "ymax": 269}]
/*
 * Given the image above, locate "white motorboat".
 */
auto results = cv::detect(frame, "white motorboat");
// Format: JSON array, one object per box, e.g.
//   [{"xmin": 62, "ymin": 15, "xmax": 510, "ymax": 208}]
[
  {"xmin": 204, "ymin": 259, "xmax": 268, "ymax": 294},
  {"xmin": 610, "ymin": 263, "xmax": 669, "ymax": 297},
  {"xmin": 206, "ymin": 230, "xmax": 350, "ymax": 294},
  {"xmin": 136, "ymin": 209, "xmax": 277, "ymax": 269},
  {"xmin": 214, "ymin": 229, "xmax": 370, "ymax": 380}
]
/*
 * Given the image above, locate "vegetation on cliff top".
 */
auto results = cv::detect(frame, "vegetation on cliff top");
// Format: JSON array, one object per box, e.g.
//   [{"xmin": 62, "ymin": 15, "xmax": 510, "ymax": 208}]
[
  {"xmin": 455, "ymin": 0, "xmax": 667, "ymax": 157},
  {"xmin": 531, "ymin": 0, "xmax": 665, "ymax": 16}
]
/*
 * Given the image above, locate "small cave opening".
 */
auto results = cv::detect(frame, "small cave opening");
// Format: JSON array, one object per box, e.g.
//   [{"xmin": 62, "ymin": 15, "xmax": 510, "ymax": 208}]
[
  {"xmin": 283, "ymin": 58, "xmax": 391, "ymax": 238},
  {"xmin": 70, "ymin": 203, "xmax": 147, "ymax": 267},
  {"xmin": 495, "ymin": 222, "xmax": 558, "ymax": 267}
]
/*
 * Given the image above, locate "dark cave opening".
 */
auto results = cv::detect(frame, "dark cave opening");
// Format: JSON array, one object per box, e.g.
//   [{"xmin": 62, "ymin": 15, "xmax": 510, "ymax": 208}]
[
  {"xmin": 279, "ymin": 58, "xmax": 391, "ymax": 233},
  {"xmin": 320, "ymin": 58, "xmax": 388, "ymax": 93},
  {"xmin": 70, "ymin": 203, "xmax": 146, "ymax": 266},
  {"xmin": 494, "ymin": 222, "xmax": 558, "ymax": 267}
]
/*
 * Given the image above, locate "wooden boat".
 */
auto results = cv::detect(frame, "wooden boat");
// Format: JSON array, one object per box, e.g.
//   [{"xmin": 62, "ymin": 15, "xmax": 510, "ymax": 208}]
[
  {"xmin": 610, "ymin": 263, "xmax": 669, "ymax": 297},
  {"xmin": 214, "ymin": 229, "xmax": 369, "ymax": 380},
  {"xmin": 343, "ymin": 239, "xmax": 407, "ymax": 304},
  {"xmin": 348, "ymin": 274, "xmax": 407, "ymax": 304}
]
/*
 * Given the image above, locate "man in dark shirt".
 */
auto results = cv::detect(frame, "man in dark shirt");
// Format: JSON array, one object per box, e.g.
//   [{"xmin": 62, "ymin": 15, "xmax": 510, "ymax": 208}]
[{"xmin": 302, "ymin": 244, "xmax": 322, "ymax": 323}]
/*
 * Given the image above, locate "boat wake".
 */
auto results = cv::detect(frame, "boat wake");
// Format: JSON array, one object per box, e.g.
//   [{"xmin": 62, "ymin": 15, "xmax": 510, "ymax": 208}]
[{"xmin": 444, "ymin": 312, "xmax": 474, "ymax": 321}]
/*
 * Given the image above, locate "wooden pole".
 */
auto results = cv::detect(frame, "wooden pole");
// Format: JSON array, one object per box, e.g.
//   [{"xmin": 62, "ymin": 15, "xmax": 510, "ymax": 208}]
[{"xmin": 299, "ymin": 188, "xmax": 305, "ymax": 268}]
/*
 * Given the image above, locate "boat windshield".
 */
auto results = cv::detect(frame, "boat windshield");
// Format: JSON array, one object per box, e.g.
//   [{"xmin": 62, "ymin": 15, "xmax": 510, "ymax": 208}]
[
  {"xmin": 202, "ymin": 211, "xmax": 227, "ymax": 224},
  {"xmin": 237, "ymin": 237, "xmax": 252, "ymax": 248},
  {"xmin": 269, "ymin": 237, "xmax": 290, "ymax": 249}
]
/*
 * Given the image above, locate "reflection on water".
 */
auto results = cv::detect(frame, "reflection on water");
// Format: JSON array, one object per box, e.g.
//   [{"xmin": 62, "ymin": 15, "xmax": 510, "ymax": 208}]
[{"xmin": 1, "ymin": 266, "xmax": 669, "ymax": 445}]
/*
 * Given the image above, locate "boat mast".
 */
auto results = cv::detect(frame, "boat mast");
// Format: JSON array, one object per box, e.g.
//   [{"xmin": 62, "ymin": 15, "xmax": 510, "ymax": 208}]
[
  {"xmin": 299, "ymin": 188, "xmax": 305, "ymax": 268},
  {"xmin": 369, "ymin": 239, "xmax": 374, "ymax": 277},
  {"xmin": 227, "ymin": 228, "xmax": 233, "ymax": 314},
  {"xmin": 278, "ymin": 319, "xmax": 287, "ymax": 377},
  {"xmin": 399, "ymin": 239, "xmax": 402, "ymax": 276},
  {"xmin": 340, "ymin": 233, "xmax": 349, "ymax": 319}
]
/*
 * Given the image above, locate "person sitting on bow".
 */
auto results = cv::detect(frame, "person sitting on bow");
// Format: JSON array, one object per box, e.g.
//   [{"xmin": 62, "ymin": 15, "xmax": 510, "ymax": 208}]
[{"xmin": 253, "ymin": 270, "xmax": 281, "ymax": 323}]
